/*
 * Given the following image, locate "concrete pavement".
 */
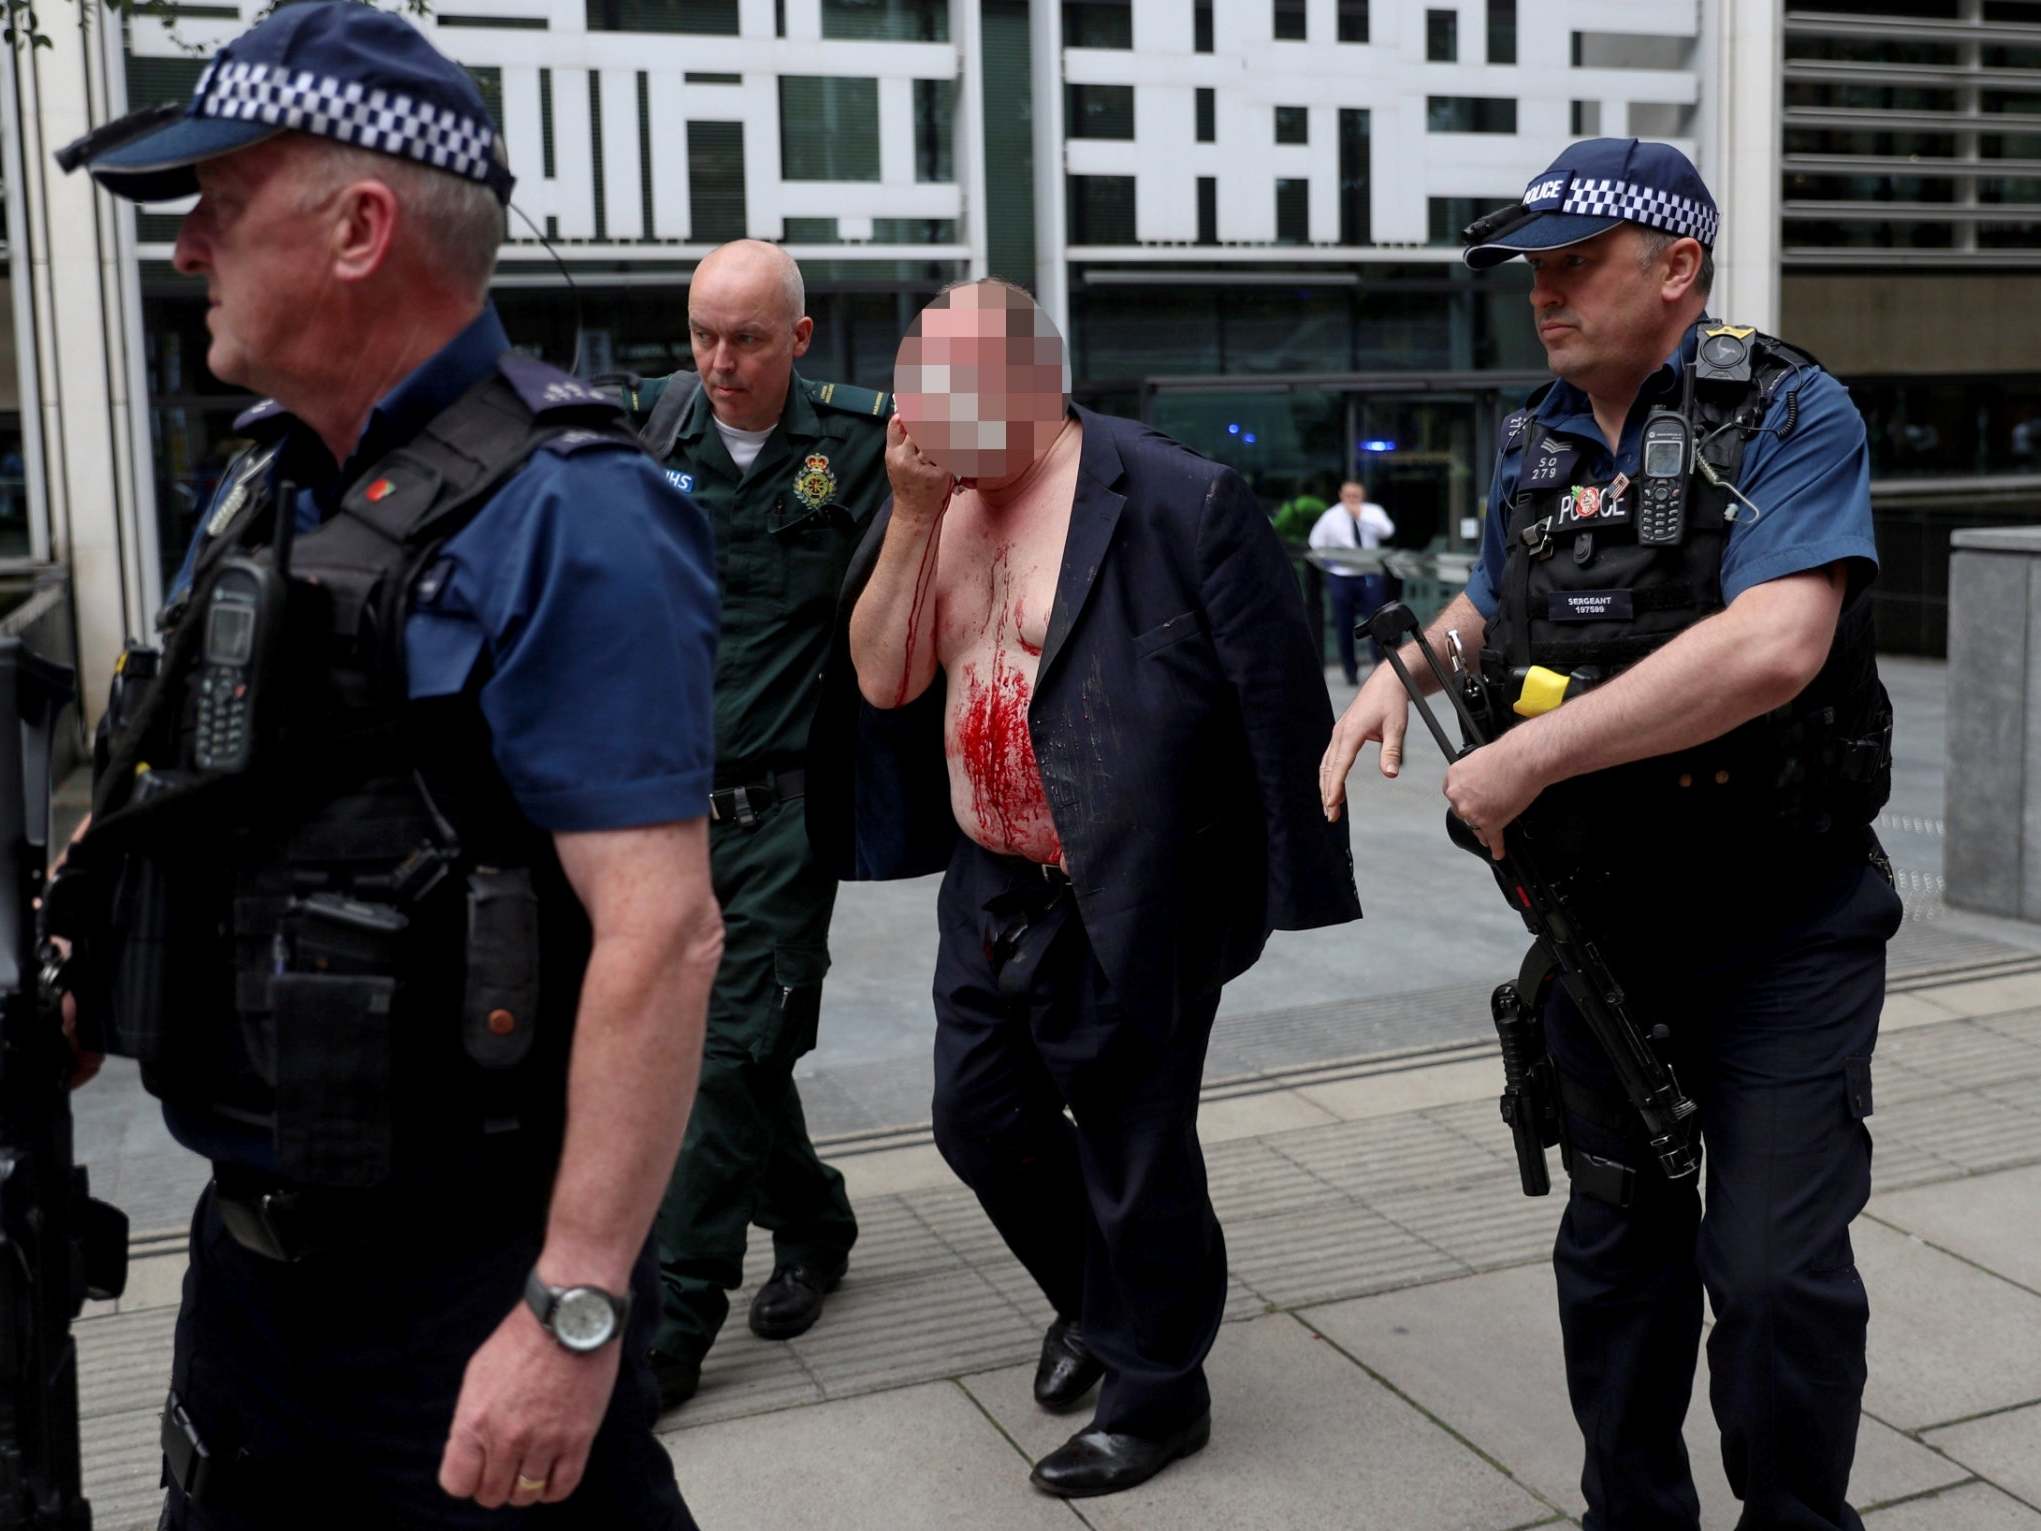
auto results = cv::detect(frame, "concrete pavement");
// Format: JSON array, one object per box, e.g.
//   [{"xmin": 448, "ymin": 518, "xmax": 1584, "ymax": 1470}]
[{"xmin": 73, "ymin": 962, "xmax": 2041, "ymax": 1529}]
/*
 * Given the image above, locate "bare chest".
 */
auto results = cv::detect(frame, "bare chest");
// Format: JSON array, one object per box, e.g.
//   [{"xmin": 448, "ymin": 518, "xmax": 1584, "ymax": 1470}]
[{"xmin": 933, "ymin": 474, "xmax": 1077, "ymax": 668}]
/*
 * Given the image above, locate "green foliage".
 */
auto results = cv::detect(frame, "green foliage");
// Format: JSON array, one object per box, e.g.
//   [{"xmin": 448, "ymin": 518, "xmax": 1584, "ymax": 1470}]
[{"xmin": 1271, "ymin": 492, "xmax": 1327, "ymax": 544}]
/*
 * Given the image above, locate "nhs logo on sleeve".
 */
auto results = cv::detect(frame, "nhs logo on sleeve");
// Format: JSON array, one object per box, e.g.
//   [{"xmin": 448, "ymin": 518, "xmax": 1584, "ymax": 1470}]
[{"xmin": 665, "ymin": 470, "xmax": 696, "ymax": 495}]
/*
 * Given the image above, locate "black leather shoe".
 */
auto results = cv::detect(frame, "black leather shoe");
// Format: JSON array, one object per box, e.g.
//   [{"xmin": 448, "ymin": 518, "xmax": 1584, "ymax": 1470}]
[
  {"xmin": 1029, "ymin": 1412, "xmax": 1212, "ymax": 1498},
  {"xmin": 1033, "ymin": 1317, "xmax": 1105, "ymax": 1412},
  {"xmin": 648, "ymin": 1351, "xmax": 701, "ymax": 1412},
  {"xmin": 746, "ymin": 1259, "xmax": 847, "ymax": 1340}
]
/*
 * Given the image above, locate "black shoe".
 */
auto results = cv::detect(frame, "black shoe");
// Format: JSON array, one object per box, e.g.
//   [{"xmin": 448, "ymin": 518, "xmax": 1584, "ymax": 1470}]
[
  {"xmin": 1033, "ymin": 1317, "xmax": 1105, "ymax": 1412},
  {"xmin": 648, "ymin": 1350, "xmax": 702, "ymax": 1412},
  {"xmin": 746, "ymin": 1259, "xmax": 847, "ymax": 1340},
  {"xmin": 1029, "ymin": 1412, "xmax": 1212, "ymax": 1498}
]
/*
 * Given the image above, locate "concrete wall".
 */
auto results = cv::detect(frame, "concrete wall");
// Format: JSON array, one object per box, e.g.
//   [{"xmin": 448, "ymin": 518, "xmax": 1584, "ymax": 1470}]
[
  {"xmin": 1783, "ymin": 274, "xmax": 2041, "ymax": 377},
  {"xmin": 1944, "ymin": 526, "xmax": 2041, "ymax": 924}
]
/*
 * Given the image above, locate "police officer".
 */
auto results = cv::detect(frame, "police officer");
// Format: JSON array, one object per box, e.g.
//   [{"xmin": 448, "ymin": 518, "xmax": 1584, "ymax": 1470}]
[
  {"xmin": 1322, "ymin": 139, "xmax": 1900, "ymax": 1531},
  {"xmin": 630, "ymin": 240, "xmax": 891, "ymax": 1407},
  {"xmin": 54, "ymin": 6, "xmax": 720, "ymax": 1525}
]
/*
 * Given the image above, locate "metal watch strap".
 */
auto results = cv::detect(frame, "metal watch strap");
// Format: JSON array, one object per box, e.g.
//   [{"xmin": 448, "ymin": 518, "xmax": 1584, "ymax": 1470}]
[{"xmin": 523, "ymin": 1267, "xmax": 631, "ymax": 1349}]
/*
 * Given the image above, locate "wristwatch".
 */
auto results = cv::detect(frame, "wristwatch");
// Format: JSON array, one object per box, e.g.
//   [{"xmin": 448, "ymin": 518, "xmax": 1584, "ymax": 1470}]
[{"xmin": 523, "ymin": 1267, "xmax": 631, "ymax": 1354}]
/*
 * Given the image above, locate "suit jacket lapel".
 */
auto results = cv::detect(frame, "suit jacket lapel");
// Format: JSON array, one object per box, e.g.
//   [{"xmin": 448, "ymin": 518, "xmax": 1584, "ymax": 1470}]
[{"xmin": 1035, "ymin": 407, "xmax": 1125, "ymax": 690}]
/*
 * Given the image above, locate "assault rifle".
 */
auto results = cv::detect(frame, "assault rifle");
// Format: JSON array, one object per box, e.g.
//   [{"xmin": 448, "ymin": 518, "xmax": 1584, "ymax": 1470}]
[
  {"xmin": 1365, "ymin": 602, "xmax": 1700, "ymax": 1196},
  {"xmin": 0, "ymin": 640, "xmax": 127, "ymax": 1529}
]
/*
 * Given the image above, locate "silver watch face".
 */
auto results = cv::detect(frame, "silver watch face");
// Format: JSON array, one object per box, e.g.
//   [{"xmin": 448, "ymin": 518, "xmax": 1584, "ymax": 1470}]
[{"xmin": 552, "ymin": 1287, "xmax": 618, "ymax": 1352}]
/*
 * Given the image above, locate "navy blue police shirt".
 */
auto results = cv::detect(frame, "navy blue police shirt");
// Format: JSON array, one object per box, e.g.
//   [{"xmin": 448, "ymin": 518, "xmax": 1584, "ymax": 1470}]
[
  {"xmin": 164, "ymin": 306, "xmax": 717, "ymax": 1167},
  {"xmin": 1464, "ymin": 325, "xmax": 1878, "ymax": 620}
]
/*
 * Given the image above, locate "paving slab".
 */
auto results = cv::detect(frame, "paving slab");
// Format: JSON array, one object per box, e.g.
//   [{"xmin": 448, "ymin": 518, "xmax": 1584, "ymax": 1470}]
[
  {"xmin": 1297, "ymin": 1056, "xmax": 1499, "ymax": 1122},
  {"xmin": 1913, "ymin": 976, "xmax": 2041, "ymax": 1019},
  {"xmin": 960, "ymin": 1311, "xmax": 1553, "ymax": 1531},
  {"xmin": 1303, "ymin": 1264, "xmax": 1966, "ymax": 1527},
  {"xmin": 1862, "ymin": 1482, "xmax": 2041, "ymax": 1528},
  {"xmin": 1924, "ymin": 1401, "xmax": 2041, "ymax": 1508},
  {"xmin": 1878, "ymin": 992, "xmax": 1962, "ymax": 1032},
  {"xmin": 1857, "ymin": 1220, "xmax": 2041, "ymax": 1431},
  {"xmin": 1195, "ymin": 1088, "xmax": 1341, "ymax": 1144},
  {"xmin": 1869, "ymin": 1163, "xmax": 2041, "ymax": 1293},
  {"xmin": 663, "ymin": 1380, "xmax": 1081, "ymax": 1531}
]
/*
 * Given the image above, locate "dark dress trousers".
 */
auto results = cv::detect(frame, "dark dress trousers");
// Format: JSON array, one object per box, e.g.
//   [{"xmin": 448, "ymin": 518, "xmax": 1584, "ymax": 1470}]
[{"xmin": 810, "ymin": 407, "xmax": 1361, "ymax": 1434}]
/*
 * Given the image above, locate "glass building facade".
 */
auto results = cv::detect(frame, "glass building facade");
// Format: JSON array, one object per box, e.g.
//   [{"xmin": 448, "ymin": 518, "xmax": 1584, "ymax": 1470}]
[{"xmin": 74, "ymin": 0, "xmax": 2034, "ymax": 658}]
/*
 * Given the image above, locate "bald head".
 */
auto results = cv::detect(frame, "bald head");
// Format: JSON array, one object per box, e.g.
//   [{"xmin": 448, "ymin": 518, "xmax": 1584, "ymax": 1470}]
[{"xmin": 688, "ymin": 240, "xmax": 813, "ymax": 430}]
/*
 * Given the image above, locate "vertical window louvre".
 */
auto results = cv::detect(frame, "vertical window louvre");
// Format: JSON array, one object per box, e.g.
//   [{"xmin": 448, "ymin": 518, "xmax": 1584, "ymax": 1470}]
[
  {"xmin": 915, "ymin": 78, "xmax": 956, "ymax": 180},
  {"xmin": 1195, "ymin": 0, "xmax": 1213, "ymax": 52},
  {"xmin": 1196, "ymin": 87, "xmax": 1215, "ymax": 143},
  {"xmin": 1197, "ymin": 176, "xmax": 1217, "ymax": 244},
  {"xmin": 1426, "ymin": 9, "xmax": 1456, "ymax": 63},
  {"xmin": 1337, "ymin": 0, "xmax": 1367, "ymax": 44},
  {"xmin": 540, "ymin": 68, "xmax": 556, "ymax": 179},
  {"xmin": 1275, "ymin": 105, "xmax": 1308, "ymax": 145},
  {"xmin": 1273, "ymin": 0, "xmax": 1305, "ymax": 42},
  {"xmin": 1276, "ymin": 178, "xmax": 1309, "ymax": 243},
  {"xmin": 1339, "ymin": 108, "xmax": 1370, "ymax": 244},
  {"xmin": 1487, "ymin": 0, "xmax": 1516, "ymax": 64},
  {"xmin": 689, "ymin": 121, "xmax": 747, "ymax": 242}
]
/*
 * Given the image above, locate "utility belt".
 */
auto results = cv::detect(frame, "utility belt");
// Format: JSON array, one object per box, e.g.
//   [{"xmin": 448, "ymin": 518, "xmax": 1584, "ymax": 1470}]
[{"xmin": 709, "ymin": 764, "xmax": 807, "ymax": 827}]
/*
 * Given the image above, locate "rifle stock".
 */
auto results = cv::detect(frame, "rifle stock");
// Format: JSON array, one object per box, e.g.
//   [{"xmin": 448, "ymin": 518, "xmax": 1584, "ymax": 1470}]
[{"xmin": 0, "ymin": 640, "xmax": 128, "ymax": 1530}]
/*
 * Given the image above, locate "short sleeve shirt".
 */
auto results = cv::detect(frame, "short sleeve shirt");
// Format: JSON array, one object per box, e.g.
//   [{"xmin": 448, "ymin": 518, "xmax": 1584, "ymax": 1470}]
[
  {"xmin": 1464, "ymin": 326, "xmax": 1876, "ymax": 620},
  {"xmin": 171, "ymin": 307, "xmax": 718, "ymax": 832}
]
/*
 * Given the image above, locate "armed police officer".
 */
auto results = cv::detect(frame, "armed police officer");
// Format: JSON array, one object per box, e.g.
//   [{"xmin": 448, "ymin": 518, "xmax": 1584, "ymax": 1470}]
[
  {"xmin": 1322, "ymin": 139, "xmax": 1899, "ymax": 1531},
  {"xmin": 627, "ymin": 240, "xmax": 891, "ymax": 1408},
  {"xmin": 53, "ymin": 5, "xmax": 721, "ymax": 1525}
]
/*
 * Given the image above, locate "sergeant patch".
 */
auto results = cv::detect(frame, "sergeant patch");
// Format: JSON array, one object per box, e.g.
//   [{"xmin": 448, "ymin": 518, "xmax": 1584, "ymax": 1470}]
[
  {"xmin": 792, "ymin": 453, "xmax": 837, "ymax": 511},
  {"xmin": 1549, "ymin": 590, "xmax": 1634, "ymax": 622}
]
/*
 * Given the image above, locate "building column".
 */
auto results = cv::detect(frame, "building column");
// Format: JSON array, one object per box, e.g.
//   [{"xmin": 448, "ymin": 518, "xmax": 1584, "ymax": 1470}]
[
  {"xmin": 4, "ymin": 1, "xmax": 161, "ymax": 721},
  {"xmin": 953, "ymin": 0, "xmax": 991, "ymax": 280},
  {"xmin": 1700, "ymin": 0, "xmax": 1782, "ymax": 332},
  {"xmin": 1027, "ymin": 0, "xmax": 1068, "ymax": 337}
]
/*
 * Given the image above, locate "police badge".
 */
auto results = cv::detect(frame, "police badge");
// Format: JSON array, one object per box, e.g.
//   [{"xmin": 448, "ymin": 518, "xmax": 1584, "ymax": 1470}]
[{"xmin": 792, "ymin": 453, "xmax": 837, "ymax": 511}]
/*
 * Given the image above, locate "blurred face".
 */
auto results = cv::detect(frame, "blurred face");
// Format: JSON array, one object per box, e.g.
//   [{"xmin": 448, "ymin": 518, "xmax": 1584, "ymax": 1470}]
[
  {"xmin": 172, "ymin": 138, "xmax": 333, "ymax": 394},
  {"xmin": 894, "ymin": 282, "xmax": 1068, "ymax": 484},
  {"xmin": 1524, "ymin": 224, "xmax": 1676, "ymax": 392},
  {"xmin": 1339, "ymin": 482, "xmax": 1366, "ymax": 511},
  {"xmin": 688, "ymin": 253, "xmax": 811, "ymax": 432}
]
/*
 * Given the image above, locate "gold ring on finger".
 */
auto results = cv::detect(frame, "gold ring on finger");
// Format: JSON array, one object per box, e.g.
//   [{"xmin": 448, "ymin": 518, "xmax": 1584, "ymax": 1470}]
[{"xmin": 515, "ymin": 1474, "xmax": 548, "ymax": 1495}]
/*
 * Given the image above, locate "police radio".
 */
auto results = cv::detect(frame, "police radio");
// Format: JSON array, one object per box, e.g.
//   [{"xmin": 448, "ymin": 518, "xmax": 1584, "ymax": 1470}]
[
  {"xmin": 1637, "ymin": 410, "xmax": 1691, "ymax": 547},
  {"xmin": 190, "ymin": 555, "xmax": 284, "ymax": 773}
]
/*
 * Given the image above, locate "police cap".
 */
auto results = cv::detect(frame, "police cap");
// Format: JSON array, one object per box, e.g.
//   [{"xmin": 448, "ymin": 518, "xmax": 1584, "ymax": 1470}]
[
  {"xmin": 57, "ymin": 0, "xmax": 512, "ymax": 206},
  {"xmin": 1463, "ymin": 138, "xmax": 1718, "ymax": 271}
]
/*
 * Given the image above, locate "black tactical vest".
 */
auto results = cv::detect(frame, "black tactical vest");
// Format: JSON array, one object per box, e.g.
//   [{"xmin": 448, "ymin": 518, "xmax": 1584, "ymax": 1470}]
[
  {"xmin": 1483, "ymin": 325, "xmax": 1892, "ymax": 861},
  {"xmin": 71, "ymin": 355, "xmax": 642, "ymax": 1188}
]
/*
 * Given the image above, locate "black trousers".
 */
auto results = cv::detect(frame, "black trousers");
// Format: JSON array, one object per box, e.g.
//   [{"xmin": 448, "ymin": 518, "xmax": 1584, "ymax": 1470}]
[
  {"xmin": 1326, "ymin": 572, "xmax": 1389, "ymax": 679},
  {"xmin": 1546, "ymin": 857, "xmax": 1902, "ymax": 1531},
  {"xmin": 159, "ymin": 1172, "xmax": 697, "ymax": 1531},
  {"xmin": 930, "ymin": 840, "xmax": 1226, "ymax": 1438}
]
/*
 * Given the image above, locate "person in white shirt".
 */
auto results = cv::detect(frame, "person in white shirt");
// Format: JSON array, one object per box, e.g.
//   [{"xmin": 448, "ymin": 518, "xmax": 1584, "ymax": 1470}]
[{"xmin": 1307, "ymin": 480, "xmax": 1396, "ymax": 682}]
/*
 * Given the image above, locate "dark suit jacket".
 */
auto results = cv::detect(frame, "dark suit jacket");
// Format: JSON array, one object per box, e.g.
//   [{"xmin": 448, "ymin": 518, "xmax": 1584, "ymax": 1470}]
[{"xmin": 808, "ymin": 406, "xmax": 1361, "ymax": 1007}]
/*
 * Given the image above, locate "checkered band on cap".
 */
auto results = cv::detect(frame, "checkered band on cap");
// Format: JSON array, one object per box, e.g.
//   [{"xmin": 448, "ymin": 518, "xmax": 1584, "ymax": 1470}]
[
  {"xmin": 1560, "ymin": 176, "xmax": 1719, "ymax": 246},
  {"xmin": 196, "ymin": 59, "xmax": 498, "ymax": 187}
]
